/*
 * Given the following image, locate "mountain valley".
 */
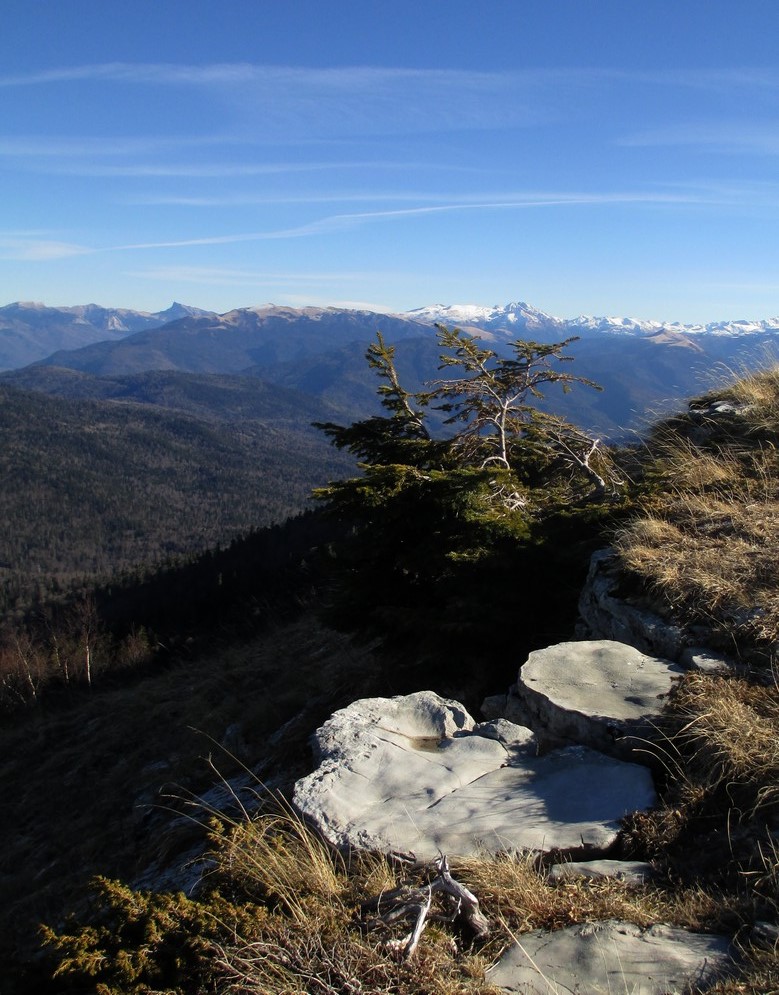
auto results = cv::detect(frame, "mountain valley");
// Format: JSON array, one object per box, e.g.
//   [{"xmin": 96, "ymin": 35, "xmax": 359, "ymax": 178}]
[
  {"xmin": 2, "ymin": 294, "xmax": 778, "ymax": 611},
  {"xmin": 2, "ymin": 298, "xmax": 779, "ymax": 993}
]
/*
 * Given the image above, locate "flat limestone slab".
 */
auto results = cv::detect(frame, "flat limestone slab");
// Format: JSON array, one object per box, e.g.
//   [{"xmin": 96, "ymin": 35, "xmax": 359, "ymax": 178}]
[
  {"xmin": 518, "ymin": 640, "xmax": 685, "ymax": 761},
  {"xmin": 548, "ymin": 859, "xmax": 655, "ymax": 885},
  {"xmin": 293, "ymin": 692, "xmax": 656, "ymax": 862},
  {"xmin": 487, "ymin": 919, "xmax": 733, "ymax": 994}
]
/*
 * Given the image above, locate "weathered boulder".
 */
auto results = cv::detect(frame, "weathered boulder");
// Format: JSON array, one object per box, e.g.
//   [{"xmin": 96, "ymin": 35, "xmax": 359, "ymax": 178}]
[
  {"xmin": 517, "ymin": 640, "xmax": 685, "ymax": 762},
  {"xmin": 293, "ymin": 692, "xmax": 656, "ymax": 862},
  {"xmin": 486, "ymin": 919, "xmax": 734, "ymax": 994}
]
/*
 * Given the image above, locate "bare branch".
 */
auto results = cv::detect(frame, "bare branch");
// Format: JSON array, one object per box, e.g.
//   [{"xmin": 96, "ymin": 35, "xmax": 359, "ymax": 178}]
[{"xmin": 362, "ymin": 853, "xmax": 490, "ymax": 959}]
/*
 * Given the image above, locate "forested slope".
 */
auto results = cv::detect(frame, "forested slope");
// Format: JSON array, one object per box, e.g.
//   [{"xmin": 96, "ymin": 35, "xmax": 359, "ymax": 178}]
[{"xmin": 0, "ymin": 380, "xmax": 354, "ymax": 613}]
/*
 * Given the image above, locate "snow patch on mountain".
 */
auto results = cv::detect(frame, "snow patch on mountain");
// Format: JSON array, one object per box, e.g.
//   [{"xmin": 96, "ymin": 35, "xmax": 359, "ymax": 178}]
[
  {"xmin": 404, "ymin": 301, "xmax": 564, "ymax": 336},
  {"xmin": 404, "ymin": 302, "xmax": 779, "ymax": 339}
]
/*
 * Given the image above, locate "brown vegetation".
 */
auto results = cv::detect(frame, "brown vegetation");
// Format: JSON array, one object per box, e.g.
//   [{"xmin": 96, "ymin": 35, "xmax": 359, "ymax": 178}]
[{"xmin": 616, "ymin": 368, "xmax": 779, "ymax": 657}]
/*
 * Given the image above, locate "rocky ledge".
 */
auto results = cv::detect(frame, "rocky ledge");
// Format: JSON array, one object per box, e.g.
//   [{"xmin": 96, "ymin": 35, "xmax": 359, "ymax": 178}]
[
  {"xmin": 292, "ymin": 636, "xmax": 739, "ymax": 993},
  {"xmin": 293, "ymin": 689, "xmax": 656, "ymax": 862},
  {"xmin": 486, "ymin": 919, "xmax": 733, "ymax": 994}
]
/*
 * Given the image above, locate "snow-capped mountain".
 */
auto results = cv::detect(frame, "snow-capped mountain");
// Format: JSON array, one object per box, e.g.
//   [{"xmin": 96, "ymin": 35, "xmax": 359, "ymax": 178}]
[
  {"xmin": 403, "ymin": 301, "xmax": 779, "ymax": 339},
  {"xmin": 5, "ymin": 297, "xmax": 779, "ymax": 439},
  {"xmin": 404, "ymin": 301, "xmax": 564, "ymax": 337},
  {"xmin": 567, "ymin": 314, "xmax": 779, "ymax": 337}
]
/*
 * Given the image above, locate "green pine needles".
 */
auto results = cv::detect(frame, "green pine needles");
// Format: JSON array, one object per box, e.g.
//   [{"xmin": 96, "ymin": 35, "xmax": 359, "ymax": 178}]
[{"xmin": 312, "ymin": 326, "xmax": 617, "ymax": 658}]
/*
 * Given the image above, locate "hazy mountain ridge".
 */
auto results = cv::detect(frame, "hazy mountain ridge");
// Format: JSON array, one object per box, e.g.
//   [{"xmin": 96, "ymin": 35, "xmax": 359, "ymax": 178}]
[
  {"xmin": 7, "ymin": 300, "xmax": 777, "ymax": 437},
  {"xmin": 4, "ymin": 298, "xmax": 779, "ymax": 441},
  {"xmin": 24, "ymin": 306, "xmax": 433, "ymax": 377},
  {"xmin": 0, "ymin": 301, "xmax": 216, "ymax": 370},
  {"xmin": 5, "ymin": 296, "xmax": 779, "ymax": 377}
]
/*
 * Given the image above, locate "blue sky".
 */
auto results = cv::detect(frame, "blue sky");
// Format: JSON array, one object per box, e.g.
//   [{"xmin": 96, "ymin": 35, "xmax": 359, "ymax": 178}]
[{"xmin": 2, "ymin": 0, "xmax": 779, "ymax": 322}]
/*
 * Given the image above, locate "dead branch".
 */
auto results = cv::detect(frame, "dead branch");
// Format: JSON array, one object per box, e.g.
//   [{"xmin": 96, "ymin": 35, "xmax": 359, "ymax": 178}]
[
  {"xmin": 361, "ymin": 853, "xmax": 490, "ymax": 960},
  {"xmin": 430, "ymin": 854, "xmax": 491, "ymax": 940}
]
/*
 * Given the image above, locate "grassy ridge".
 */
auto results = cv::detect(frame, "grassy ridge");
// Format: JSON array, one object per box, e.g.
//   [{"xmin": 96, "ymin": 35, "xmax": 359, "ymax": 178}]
[{"xmin": 616, "ymin": 367, "xmax": 779, "ymax": 658}]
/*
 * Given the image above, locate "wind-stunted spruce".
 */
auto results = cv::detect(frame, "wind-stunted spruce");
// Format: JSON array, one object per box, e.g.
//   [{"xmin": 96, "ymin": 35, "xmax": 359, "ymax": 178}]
[{"xmin": 313, "ymin": 326, "xmax": 616, "ymax": 658}]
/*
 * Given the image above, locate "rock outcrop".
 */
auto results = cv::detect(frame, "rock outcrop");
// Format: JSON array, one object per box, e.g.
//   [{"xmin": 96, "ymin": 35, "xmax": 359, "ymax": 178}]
[
  {"xmin": 486, "ymin": 919, "xmax": 733, "ymax": 994},
  {"xmin": 577, "ymin": 548, "xmax": 685, "ymax": 659},
  {"xmin": 293, "ymin": 691, "xmax": 656, "ymax": 862},
  {"xmin": 291, "ymin": 653, "xmax": 741, "ymax": 992},
  {"xmin": 547, "ymin": 859, "xmax": 655, "ymax": 885},
  {"xmin": 482, "ymin": 638, "xmax": 685, "ymax": 762},
  {"xmin": 577, "ymin": 549, "xmax": 740, "ymax": 672},
  {"xmin": 517, "ymin": 639, "xmax": 685, "ymax": 761}
]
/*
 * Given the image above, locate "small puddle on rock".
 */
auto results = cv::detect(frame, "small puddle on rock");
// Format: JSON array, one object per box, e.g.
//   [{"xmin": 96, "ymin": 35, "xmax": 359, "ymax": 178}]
[{"xmin": 406, "ymin": 735, "xmax": 443, "ymax": 752}]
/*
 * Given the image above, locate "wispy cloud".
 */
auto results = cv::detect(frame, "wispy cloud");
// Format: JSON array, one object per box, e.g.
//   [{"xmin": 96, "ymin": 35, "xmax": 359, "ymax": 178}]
[
  {"xmin": 0, "ymin": 62, "xmax": 278, "ymax": 87},
  {"xmin": 0, "ymin": 63, "xmax": 600, "ymax": 138},
  {"xmin": 126, "ymin": 265, "xmax": 386, "ymax": 286},
  {"xmin": 619, "ymin": 122, "xmax": 779, "ymax": 154},
  {"xmin": 0, "ymin": 61, "xmax": 593, "ymax": 90},
  {"xmin": 125, "ymin": 264, "xmax": 400, "ymax": 312},
  {"xmin": 7, "ymin": 62, "xmax": 779, "ymax": 93},
  {"xmin": 126, "ymin": 187, "xmax": 706, "ymax": 208},
  {"xmin": 0, "ymin": 235, "xmax": 91, "ymax": 261},
  {"xmin": 42, "ymin": 160, "xmax": 468, "ymax": 178},
  {"xmin": 7, "ymin": 63, "xmax": 779, "ymax": 101},
  {"xmin": 8, "ymin": 149, "xmax": 488, "ymax": 179},
  {"xmin": 652, "ymin": 179, "xmax": 779, "ymax": 206},
  {"xmin": 107, "ymin": 190, "xmax": 709, "ymax": 252},
  {"xmin": 122, "ymin": 192, "xmax": 439, "ymax": 207},
  {"xmin": 0, "ymin": 135, "xmax": 231, "ymax": 158},
  {"xmin": 0, "ymin": 188, "xmax": 730, "ymax": 263}
]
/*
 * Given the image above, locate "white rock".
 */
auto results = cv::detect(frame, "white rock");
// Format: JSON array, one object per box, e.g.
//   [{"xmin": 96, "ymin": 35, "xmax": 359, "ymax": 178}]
[
  {"xmin": 487, "ymin": 919, "xmax": 734, "ymax": 994},
  {"xmin": 578, "ymin": 549, "xmax": 685, "ymax": 659},
  {"xmin": 680, "ymin": 646, "xmax": 735, "ymax": 675},
  {"xmin": 293, "ymin": 693, "xmax": 656, "ymax": 861},
  {"xmin": 518, "ymin": 640, "xmax": 684, "ymax": 761},
  {"xmin": 548, "ymin": 859, "xmax": 655, "ymax": 885}
]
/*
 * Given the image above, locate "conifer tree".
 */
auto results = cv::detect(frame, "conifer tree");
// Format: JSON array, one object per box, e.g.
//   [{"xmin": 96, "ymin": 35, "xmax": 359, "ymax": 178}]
[{"xmin": 313, "ymin": 325, "xmax": 613, "ymax": 658}]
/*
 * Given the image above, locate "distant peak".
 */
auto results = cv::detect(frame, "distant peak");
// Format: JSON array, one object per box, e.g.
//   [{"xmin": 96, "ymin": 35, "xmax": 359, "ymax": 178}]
[{"xmin": 154, "ymin": 302, "xmax": 215, "ymax": 320}]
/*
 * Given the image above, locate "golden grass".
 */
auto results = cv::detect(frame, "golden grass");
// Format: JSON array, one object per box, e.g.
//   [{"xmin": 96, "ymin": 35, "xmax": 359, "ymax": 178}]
[
  {"xmin": 201, "ymin": 803, "xmax": 760, "ymax": 995},
  {"xmin": 616, "ymin": 382, "xmax": 779, "ymax": 650},
  {"xmin": 43, "ymin": 787, "xmax": 776, "ymax": 995},
  {"xmin": 724, "ymin": 364, "xmax": 779, "ymax": 435},
  {"xmin": 667, "ymin": 672, "xmax": 779, "ymax": 820},
  {"xmin": 208, "ymin": 806, "xmax": 498, "ymax": 995},
  {"xmin": 38, "ymin": 665, "xmax": 779, "ymax": 993},
  {"xmin": 31, "ymin": 366, "xmax": 779, "ymax": 992}
]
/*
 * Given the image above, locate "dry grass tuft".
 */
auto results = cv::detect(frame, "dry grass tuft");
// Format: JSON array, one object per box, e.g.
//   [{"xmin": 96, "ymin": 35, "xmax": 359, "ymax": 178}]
[
  {"xmin": 616, "ymin": 375, "xmax": 779, "ymax": 651},
  {"xmin": 724, "ymin": 365, "xmax": 779, "ymax": 434},
  {"xmin": 457, "ymin": 852, "xmax": 742, "ymax": 938},
  {"xmin": 621, "ymin": 667, "xmax": 779, "ymax": 924},
  {"xmin": 206, "ymin": 811, "xmax": 760, "ymax": 994},
  {"xmin": 208, "ymin": 807, "xmax": 498, "ymax": 995},
  {"xmin": 216, "ymin": 813, "xmax": 348, "ymax": 916},
  {"xmin": 667, "ymin": 672, "xmax": 779, "ymax": 820}
]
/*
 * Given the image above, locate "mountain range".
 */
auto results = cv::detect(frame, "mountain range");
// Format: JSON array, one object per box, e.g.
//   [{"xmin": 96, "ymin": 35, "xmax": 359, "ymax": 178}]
[
  {"xmin": 4, "ymin": 298, "xmax": 779, "ymax": 437},
  {"xmin": 0, "ymin": 300, "xmax": 214, "ymax": 370},
  {"xmin": 5, "ymin": 298, "xmax": 779, "ymax": 375},
  {"xmin": 406, "ymin": 300, "xmax": 779, "ymax": 339},
  {"xmin": 2, "ymin": 294, "xmax": 778, "ymax": 603}
]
